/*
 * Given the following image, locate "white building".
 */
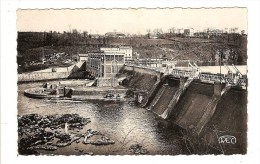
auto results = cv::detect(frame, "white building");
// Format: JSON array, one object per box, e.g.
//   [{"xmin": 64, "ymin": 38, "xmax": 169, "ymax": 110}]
[
  {"xmin": 78, "ymin": 54, "xmax": 88, "ymax": 61},
  {"xmin": 105, "ymin": 32, "xmax": 126, "ymax": 38},
  {"xmin": 184, "ymin": 28, "xmax": 194, "ymax": 37},
  {"xmin": 138, "ymin": 58, "xmax": 163, "ymax": 68},
  {"xmin": 87, "ymin": 52, "xmax": 125, "ymax": 78},
  {"xmin": 100, "ymin": 46, "xmax": 133, "ymax": 61},
  {"xmin": 119, "ymin": 46, "xmax": 133, "ymax": 60}
]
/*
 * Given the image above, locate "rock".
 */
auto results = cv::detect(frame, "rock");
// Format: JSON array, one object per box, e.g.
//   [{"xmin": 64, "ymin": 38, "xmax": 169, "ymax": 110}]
[
  {"xmin": 84, "ymin": 152, "xmax": 94, "ymax": 155},
  {"xmin": 46, "ymin": 142, "xmax": 53, "ymax": 145},
  {"xmin": 82, "ymin": 129, "xmax": 98, "ymax": 144},
  {"xmin": 85, "ymin": 136, "xmax": 115, "ymax": 146},
  {"xmin": 56, "ymin": 141, "xmax": 72, "ymax": 147},
  {"xmin": 18, "ymin": 114, "xmax": 93, "ymax": 155},
  {"xmin": 28, "ymin": 145, "xmax": 58, "ymax": 151},
  {"xmin": 32, "ymin": 140, "xmax": 44, "ymax": 146},
  {"xmin": 129, "ymin": 144, "xmax": 149, "ymax": 155},
  {"xmin": 56, "ymin": 133, "xmax": 71, "ymax": 143}
]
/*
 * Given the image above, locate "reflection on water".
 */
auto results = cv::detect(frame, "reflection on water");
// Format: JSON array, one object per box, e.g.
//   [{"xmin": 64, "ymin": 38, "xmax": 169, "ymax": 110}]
[{"xmin": 18, "ymin": 81, "xmax": 185, "ymax": 155}]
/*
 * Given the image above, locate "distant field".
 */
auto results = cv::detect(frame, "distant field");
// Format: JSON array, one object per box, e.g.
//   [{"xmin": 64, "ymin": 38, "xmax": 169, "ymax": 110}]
[
  {"xmin": 108, "ymin": 38, "xmax": 174, "ymax": 46},
  {"xmin": 169, "ymin": 37, "xmax": 214, "ymax": 43}
]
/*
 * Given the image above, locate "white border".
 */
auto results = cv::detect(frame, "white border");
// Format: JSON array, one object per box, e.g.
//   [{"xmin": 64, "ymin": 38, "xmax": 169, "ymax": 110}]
[{"xmin": 1, "ymin": 1, "xmax": 260, "ymax": 164}]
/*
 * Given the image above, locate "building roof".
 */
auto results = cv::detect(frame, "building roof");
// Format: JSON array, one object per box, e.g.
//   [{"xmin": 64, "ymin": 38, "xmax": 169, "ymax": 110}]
[
  {"xmin": 78, "ymin": 54, "xmax": 88, "ymax": 57},
  {"xmin": 119, "ymin": 46, "xmax": 132, "ymax": 49},
  {"xmin": 104, "ymin": 52, "xmax": 125, "ymax": 55},
  {"xmin": 105, "ymin": 32, "xmax": 126, "ymax": 37},
  {"xmin": 88, "ymin": 52, "xmax": 105, "ymax": 55},
  {"xmin": 101, "ymin": 46, "xmax": 132, "ymax": 50}
]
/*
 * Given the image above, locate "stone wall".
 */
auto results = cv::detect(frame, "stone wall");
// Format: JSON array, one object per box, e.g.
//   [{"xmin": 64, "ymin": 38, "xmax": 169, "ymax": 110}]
[
  {"xmin": 18, "ymin": 72, "xmax": 70, "ymax": 82},
  {"xmin": 120, "ymin": 65, "xmax": 161, "ymax": 79},
  {"xmin": 18, "ymin": 61, "xmax": 86, "ymax": 82}
]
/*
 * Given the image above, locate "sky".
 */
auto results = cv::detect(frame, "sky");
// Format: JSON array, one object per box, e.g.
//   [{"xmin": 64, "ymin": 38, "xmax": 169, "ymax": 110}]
[{"xmin": 17, "ymin": 8, "xmax": 247, "ymax": 34}]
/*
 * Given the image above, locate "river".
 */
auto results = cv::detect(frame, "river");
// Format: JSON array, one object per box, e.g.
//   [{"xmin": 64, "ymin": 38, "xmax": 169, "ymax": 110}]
[{"xmin": 18, "ymin": 81, "xmax": 186, "ymax": 155}]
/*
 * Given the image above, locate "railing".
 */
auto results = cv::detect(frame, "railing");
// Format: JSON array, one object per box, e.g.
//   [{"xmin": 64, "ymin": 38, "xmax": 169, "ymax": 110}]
[
  {"xmin": 199, "ymin": 73, "xmax": 225, "ymax": 82},
  {"xmin": 198, "ymin": 73, "xmax": 247, "ymax": 87},
  {"xmin": 124, "ymin": 64, "xmax": 247, "ymax": 88},
  {"xmin": 171, "ymin": 69, "xmax": 193, "ymax": 78}
]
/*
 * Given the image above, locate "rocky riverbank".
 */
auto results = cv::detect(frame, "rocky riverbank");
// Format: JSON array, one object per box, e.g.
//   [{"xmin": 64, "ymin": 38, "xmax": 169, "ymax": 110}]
[{"xmin": 18, "ymin": 114, "xmax": 115, "ymax": 155}]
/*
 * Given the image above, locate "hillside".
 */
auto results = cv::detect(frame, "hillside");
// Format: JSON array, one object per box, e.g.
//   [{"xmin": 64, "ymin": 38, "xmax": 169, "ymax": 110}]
[{"xmin": 17, "ymin": 32, "xmax": 247, "ymax": 73}]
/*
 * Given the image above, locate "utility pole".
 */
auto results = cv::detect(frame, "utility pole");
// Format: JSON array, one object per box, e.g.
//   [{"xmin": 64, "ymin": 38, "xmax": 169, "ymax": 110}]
[
  {"xmin": 219, "ymin": 49, "xmax": 222, "ymax": 84},
  {"xmin": 42, "ymin": 47, "xmax": 44, "ymax": 70},
  {"xmin": 111, "ymin": 59, "xmax": 118, "ymax": 87}
]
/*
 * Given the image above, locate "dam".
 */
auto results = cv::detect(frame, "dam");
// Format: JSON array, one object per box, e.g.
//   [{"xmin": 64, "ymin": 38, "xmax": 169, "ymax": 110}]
[
  {"xmin": 117, "ymin": 64, "xmax": 247, "ymax": 154},
  {"xmin": 18, "ymin": 62, "xmax": 247, "ymax": 155}
]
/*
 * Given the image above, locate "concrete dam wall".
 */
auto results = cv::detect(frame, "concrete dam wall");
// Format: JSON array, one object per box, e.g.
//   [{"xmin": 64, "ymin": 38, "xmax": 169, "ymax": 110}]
[
  {"xmin": 18, "ymin": 62, "xmax": 86, "ymax": 82},
  {"xmin": 162, "ymin": 81, "xmax": 247, "ymax": 154},
  {"xmin": 119, "ymin": 65, "xmax": 162, "ymax": 107},
  {"xmin": 149, "ymin": 77, "xmax": 180, "ymax": 116},
  {"xmin": 169, "ymin": 81, "xmax": 216, "ymax": 130},
  {"xmin": 120, "ymin": 66, "xmax": 246, "ymax": 153},
  {"xmin": 144, "ymin": 78, "xmax": 246, "ymax": 154},
  {"xmin": 202, "ymin": 88, "xmax": 247, "ymax": 154}
]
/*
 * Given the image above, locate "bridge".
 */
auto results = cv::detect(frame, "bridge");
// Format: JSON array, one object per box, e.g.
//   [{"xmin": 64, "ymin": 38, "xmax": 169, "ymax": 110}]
[{"xmin": 125, "ymin": 63, "xmax": 247, "ymax": 89}]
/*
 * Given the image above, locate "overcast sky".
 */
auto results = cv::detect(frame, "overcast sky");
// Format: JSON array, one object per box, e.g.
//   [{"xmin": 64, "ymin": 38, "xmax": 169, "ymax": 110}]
[{"xmin": 17, "ymin": 8, "xmax": 247, "ymax": 34}]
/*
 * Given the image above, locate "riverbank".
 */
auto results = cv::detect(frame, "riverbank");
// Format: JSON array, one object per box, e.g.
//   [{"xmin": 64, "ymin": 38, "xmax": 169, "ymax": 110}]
[
  {"xmin": 18, "ymin": 113, "xmax": 116, "ymax": 155},
  {"xmin": 18, "ymin": 81, "xmax": 186, "ymax": 155}
]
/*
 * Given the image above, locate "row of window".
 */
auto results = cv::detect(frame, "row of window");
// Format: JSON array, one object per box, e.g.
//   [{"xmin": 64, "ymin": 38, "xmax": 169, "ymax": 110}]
[{"xmin": 105, "ymin": 55, "xmax": 124, "ymax": 62}]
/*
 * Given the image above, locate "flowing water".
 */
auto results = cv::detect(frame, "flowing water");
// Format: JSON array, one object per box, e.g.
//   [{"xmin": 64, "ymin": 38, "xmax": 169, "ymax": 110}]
[{"xmin": 18, "ymin": 81, "xmax": 185, "ymax": 155}]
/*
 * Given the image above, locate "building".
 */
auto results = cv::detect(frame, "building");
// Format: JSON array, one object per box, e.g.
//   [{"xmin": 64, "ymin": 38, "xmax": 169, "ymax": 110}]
[
  {"xmin": 117, "ymin": 46, "xmax": 132, "ymax": 61},
  {"xmin": 137, "ymin": 58, "xmax": 163, "ymax": 68},
  {"xmin": 100, "ymin": 46, "xmax": 133, "ymax": 61},
  {"xmin": 78, "ymin": 54, "xmax": 88, "ymax": 61},
  {"xmin": 176, "ymin": 28, "xmax": 184, "ymax": 34},
  {"xmin": 149, "ymin": 34, "xmax": 158, "ymax": 39},
  {"xmin": 100, "ymin": 47, "xmax": 120, "ymax": 52},
  {"xmin": 87, "ymin": 51, "xmax": 125, "ymax": 78},
  {"xmin": 105, "ymin": 32, "xmax": 126, "ymax": 38},
  {"xmin": 184, "ymin": 28, "xmax": 194, "ymax": 37},
  {"xmin": 91, "ymin": 34, "xmax": 102, "ymax": 39}
]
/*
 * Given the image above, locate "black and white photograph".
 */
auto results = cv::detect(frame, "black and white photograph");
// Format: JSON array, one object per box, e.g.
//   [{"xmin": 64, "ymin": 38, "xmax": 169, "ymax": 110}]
[
  {"xmin": 1, "ymin": 1, "xmax": 260, "ymax": 163},
  {"xmin": 16, "ymin": 8, "xmax": 248, "ymax": 155}
]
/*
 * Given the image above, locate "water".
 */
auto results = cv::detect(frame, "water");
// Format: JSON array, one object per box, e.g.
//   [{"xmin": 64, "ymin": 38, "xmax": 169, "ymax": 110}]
[{"xmin": 18, "ymin": 81, "xmax": 185, "ymax": 155}]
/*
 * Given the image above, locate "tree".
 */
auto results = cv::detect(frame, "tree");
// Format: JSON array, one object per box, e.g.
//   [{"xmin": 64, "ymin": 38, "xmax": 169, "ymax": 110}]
[
  {"xmin": 71, "ymin": 29, "xmax": 80, "ymax": 45},
  {"xmin": 83, "ymin": 31, "xmax": 88, "ymax": 45},
  {"xmin": 44, "ymin": 31, "xmax": 53, "ymax": 46},
  {"xmin": 146, "ymin": 29, "xmax": 151, "ymax": 39},
  {"xmin": 103, "ymin": 37, "xmax": 106, "ymax": 45},
  {"xmin": 153, "ymin": 28, "xmax": 163, "ymax": 36},
  {"xmin": 168, "ymin": 27, "xmax": 175, "ymax": 34}
]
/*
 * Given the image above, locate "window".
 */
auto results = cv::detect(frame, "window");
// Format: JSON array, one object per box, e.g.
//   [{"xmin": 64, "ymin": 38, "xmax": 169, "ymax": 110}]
[
  {"xmin": 112, "ymin": 65, "xmax": 118, "ymax": 73},
  {"xmin": 116, "ymin": 55, "xmax": 119, "ymax": 61},
  {"xmin": 118, "ymin": 55, "xmax": 124, "ymax": 62},
  {"xmin": 105, "ymin": 65, "xmax": 111, "ymax": 73},
  {"xmin": 105, "ymin": 55, "xmax": 111, "ymax": 61}
]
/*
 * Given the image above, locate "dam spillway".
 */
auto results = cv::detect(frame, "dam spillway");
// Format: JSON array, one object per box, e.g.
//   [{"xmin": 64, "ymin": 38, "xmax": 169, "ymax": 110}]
[
  {"xmin": 119, "ymin": 65, "xmax": 247, "ymax": 144},
  {"xmin": 149, "ymin": 77, "xmax": 179, "ymax": 116}
]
